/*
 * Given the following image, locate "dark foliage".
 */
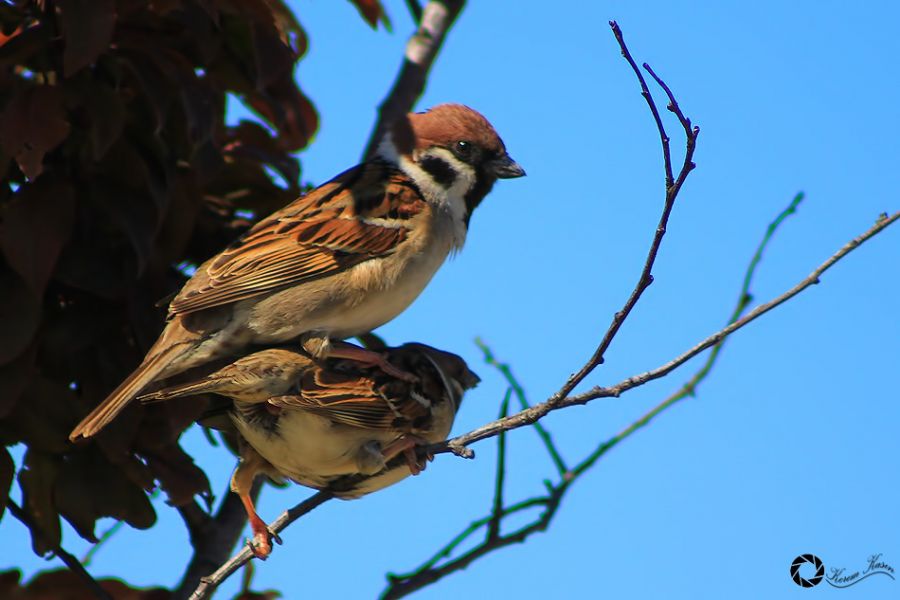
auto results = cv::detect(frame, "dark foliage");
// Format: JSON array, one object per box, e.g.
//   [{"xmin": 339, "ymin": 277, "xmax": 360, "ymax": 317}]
[{"xmin": 0, "ymin": 0, "xmax": 356, "ymax": 561}]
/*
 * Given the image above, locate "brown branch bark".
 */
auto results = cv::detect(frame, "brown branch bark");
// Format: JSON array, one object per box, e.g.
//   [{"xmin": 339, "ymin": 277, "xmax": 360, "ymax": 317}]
[
  {"xmin": 187, "ymin": 490, "xmax": 334, "ymax": 600},
  {"xmin": 362, "ymin": 0, "xmax": 466, "ymax": 158},
  {"xmin": 173, "ymin": 479, "xmax": 262, "ymax": 600}
]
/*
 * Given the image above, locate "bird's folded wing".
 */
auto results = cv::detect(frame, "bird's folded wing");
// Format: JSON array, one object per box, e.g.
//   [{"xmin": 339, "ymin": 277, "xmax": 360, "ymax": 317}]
[
  {"xmin": 268, "ymin": 368, "xmax": 428, "ymax": 431},
  {"xmin": 169, "ymin": 163, "xmax": 426, "ymax": 316}
]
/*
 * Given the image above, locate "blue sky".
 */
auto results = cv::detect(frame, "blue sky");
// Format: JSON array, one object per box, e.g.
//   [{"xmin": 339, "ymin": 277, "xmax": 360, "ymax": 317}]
[{"xmin": 2, "ymin": 1, "xmax": 899, "ymax": 598}]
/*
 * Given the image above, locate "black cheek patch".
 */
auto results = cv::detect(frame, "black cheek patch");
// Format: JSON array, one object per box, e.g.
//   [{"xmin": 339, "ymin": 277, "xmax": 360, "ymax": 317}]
[{"xmin": 419, "ymin": 156, "xmax": 457, "ymax": 188}]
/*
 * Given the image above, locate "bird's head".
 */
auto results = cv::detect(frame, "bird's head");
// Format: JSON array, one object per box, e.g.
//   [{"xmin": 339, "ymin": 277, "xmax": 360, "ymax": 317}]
[{"xmin": 379, "ymin": 103, "xmax": 525, "ymax": 218}]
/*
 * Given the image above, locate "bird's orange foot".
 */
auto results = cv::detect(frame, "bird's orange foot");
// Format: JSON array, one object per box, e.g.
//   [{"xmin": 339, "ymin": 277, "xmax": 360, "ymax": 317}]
[
  {"xmin": 247, "ymin": 519, "xmax": 282, "ymax": 560},
  {"xmin": 383, "ymin": 435, "xmax": 431, "ymax": 475},
  {"xmin": 241, "ymin": 495, "xmax": 282, "ymax": 560}
]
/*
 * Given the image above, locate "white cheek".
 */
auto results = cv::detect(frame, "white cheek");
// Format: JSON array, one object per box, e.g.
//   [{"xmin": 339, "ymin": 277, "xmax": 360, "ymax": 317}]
[{"xmin": 377, "ymin": 135, "xmax": 473, "ymax": 248}]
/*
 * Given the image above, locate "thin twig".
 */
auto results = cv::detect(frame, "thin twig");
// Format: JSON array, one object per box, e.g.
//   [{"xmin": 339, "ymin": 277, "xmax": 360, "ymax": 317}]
[
  {"xmin": 80, "ymin": 520, "xmax": 123, "ymax": 566},
  {"xmin": 643, "ymin": 62, "xmax": 698, "ymax": 195},
  {"xmin": 188, "ymin": 490, "xmax": 334, "ymax": 600},
  {"xmin": 7, "ymin": 500, "xmax": 112, "ymax": 600},
  {"xmin": 549, "ymin": 21, "xmax": 700, "ymax": 408},
  {"xmin": 387, "ymin": 497, "xmax": 550, "ymax": 580},
  {"xmin": 174, "ymin": 478, "xmax": 262, "ymax": 600},
  {"xmin": 610, "ymin": 21, "xmax": 674, "ymax": 186},
  {"xmin": 362, "ymin": 0, "xmax": 466, "ymax": 158},
  {"xmin": 381, "ymin": 485, "xmax": 567, "ymax": 600},
  {"xmin": 486, "ymin": 389, "xmax": 511, "ymax": 541},
  {"xmin": 475, "ymin": 338, "xmax": 568, "ymax": 476}
]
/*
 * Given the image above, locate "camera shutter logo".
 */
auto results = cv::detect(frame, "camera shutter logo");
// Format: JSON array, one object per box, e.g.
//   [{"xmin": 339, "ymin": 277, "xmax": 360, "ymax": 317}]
[{"xmin": 791, "ymin": 554, "xmax": 825, "ymax": 587}]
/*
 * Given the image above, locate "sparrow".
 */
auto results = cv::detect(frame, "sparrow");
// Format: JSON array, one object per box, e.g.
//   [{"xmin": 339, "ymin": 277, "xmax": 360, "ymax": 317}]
[
  {"xmin": 139, "ymin": 342, "xmax": 480, "ymax": 558},
  {"xmin": 69, "ymin": 103, "xmax": 522, "ymax": 441}
]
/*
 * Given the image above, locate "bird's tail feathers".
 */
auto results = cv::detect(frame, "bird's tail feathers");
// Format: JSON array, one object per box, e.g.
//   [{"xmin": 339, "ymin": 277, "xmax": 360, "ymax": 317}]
[
  {"xmin": 138, "ymin": 378, "xmax": 218, "ymax": 404},
  {"xmin": 69, "ymin": 343, "xmax": 188, "ymax": 441}
]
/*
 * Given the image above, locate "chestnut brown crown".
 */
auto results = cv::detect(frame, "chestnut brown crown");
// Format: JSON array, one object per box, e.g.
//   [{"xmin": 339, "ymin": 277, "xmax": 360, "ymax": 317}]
[{"xmin": 392, "ymin": 103, "xmax": 526, "ymax": 180}]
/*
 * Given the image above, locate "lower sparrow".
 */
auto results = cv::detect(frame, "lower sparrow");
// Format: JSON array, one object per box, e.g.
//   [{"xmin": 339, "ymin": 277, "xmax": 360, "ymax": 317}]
[{"xmin": 140, "ymin": 342, "xmax": 479, "ymax": 558}]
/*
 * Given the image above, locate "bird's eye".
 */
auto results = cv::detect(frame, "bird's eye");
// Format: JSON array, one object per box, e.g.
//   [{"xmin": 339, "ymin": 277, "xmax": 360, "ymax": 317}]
[{"xmin": 454, "ymin": 140, "xmax": 473, "ymax": 159}]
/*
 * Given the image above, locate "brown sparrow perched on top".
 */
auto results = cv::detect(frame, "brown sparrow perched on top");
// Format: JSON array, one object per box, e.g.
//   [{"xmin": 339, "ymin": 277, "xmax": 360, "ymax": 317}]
[
  {"xmin": 70, "ymin": 104, "xmax": 521, "ymax": 441},
  {"xmin": 139, "ymin": 343, "xmax": 480, "ymax": 558}
]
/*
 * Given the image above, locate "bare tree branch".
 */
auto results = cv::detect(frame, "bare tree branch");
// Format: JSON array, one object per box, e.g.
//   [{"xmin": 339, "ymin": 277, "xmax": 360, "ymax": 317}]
[
  {"xmin": 176, "ymin": 498, "xmax": 212, "ymax": 547},
  {"xmin": 362, "ymin": 0, "xmax": 466, "ymax": 158},
  {"xmin": 174, "ymin": 479, "xmax": 262, "ymax": 600},
  {"xmin": 7, "ymin": 500, "xmax": 112, "ymax": 600},
  {"xmin": 188, "ymin": 490, "xmax": 333, "ymax": 600},
  {"xmin": 548, "ymin": 21, "xmax": 700, "ymax": 410}
]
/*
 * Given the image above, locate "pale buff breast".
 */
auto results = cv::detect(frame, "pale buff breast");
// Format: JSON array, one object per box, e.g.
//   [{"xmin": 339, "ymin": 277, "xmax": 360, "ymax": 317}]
[
  {"xmin": 241, "ymin": 205, "xmax": 459, "ymax": 342},
  {"xmin": 233, "ymin": 410, "xmax": 405, "ymax": 488}
]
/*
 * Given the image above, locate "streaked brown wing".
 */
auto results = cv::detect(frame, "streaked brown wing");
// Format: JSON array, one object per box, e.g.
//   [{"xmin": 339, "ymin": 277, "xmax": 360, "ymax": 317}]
[
  {"xmin": 169, "ymin": 163, "xmax": 427, "ymax": 316},
  {"xmin": 268, "ymin": 367, "xmax": 429, "ymax": 431}
]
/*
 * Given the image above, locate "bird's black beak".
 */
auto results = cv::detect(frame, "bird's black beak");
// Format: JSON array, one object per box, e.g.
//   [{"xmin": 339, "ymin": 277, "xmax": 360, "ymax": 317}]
[{"xmin": 490, "ymin": 153, "xmax": 526, "ymax": 179}]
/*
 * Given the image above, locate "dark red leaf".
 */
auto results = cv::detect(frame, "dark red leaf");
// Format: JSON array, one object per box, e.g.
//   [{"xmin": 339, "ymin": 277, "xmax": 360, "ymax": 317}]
[
  {"xmin": 0, "ymin": 178, "xmax": 76, "ymax": 296},
  {"xmin": 252, "ymin": 20, "xmax": 294, "ymax": 89},
  {"xmin": 8, "ymin": 569, "xmax": 172, "ymax": 599},
  {"xmin": 57, "ymin": 0, "xmax": 117, "ymax": 77},
  {"xmin": 53, "ymin": 237, "xmax": 136, "ymax": 299},
  {"xmin": 154, "ymin": 173, "xmax": 199, "ymax": 264},
  {"xmin": 9, "ymin": 376, "xmax": 80, "ymax": 455},
  {"xmin": 347, "ymin": 0, "xmax": 390, "ymax": 29},
  {"xmin": 55, "ymin": 448, "xmax": 156, "ymax": 541},
  {"xmin": 0, "ymin": 85, "xmax": 71, "ymax": 180},
  {"xmin": 0, "ymin": 23, "xmax": 51, "ymax": 70},
  {"xmin": 0, "ymin": 570, "xmax": 20, "ymax": 599},
  {"xmin": 225, "ymin": 120, "xmax": 301, "ymax": 188},
  {"xmin": 245, "ymin": 76, "xmax": 318, "ymax": 151},
  {"xmin": 0, "ymin": 268, "xmax": 40, "ymax": 366},
  {"xmin": 145, "ymin": 0, "xmax": 182, "ymax": 16},
  {"xmin": 117, "ymin": 53, "xmax": 175, "ymax": 133},
  {"xmin": 82, "ymin": 82, "xmax": 126, "ymax": 160},
  {"xmin": 17, "ymin": 450, "xmax": 61, "ymax": 556},
  {"xmin": 90, "ymin": 179, "xmax": 158, "ymax": 276},
  {"xmin": 141, "ymin": 441, "xmax": 211, "ymax": 506},
  {"xmin": 0, "ymin": 343, "xmax": 36, "ymax": 419},
  {"xmin": 0, "ymin": 447, "xmax": 13, "ymax": 520}
]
